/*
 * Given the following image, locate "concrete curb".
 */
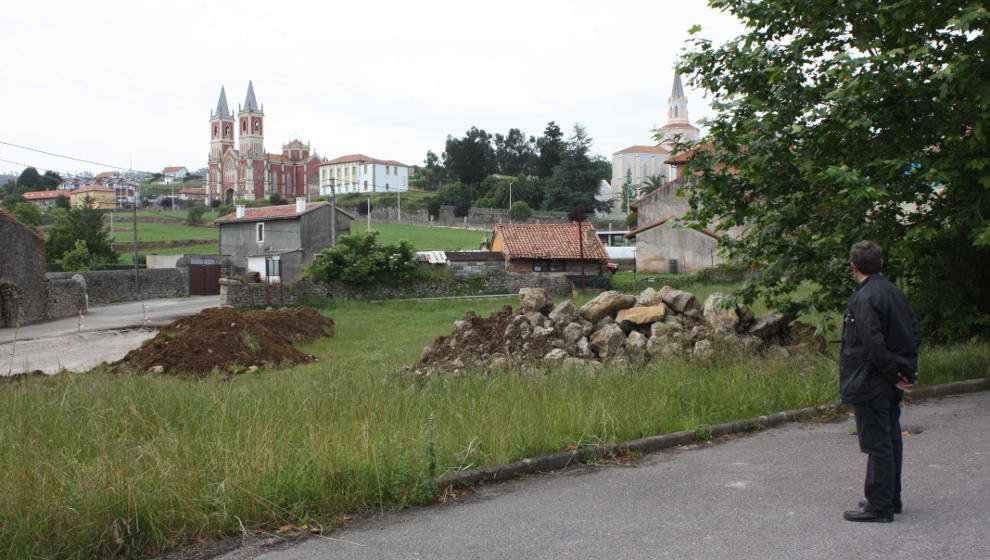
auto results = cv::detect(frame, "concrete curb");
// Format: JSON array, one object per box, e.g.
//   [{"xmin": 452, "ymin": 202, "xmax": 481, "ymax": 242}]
[{"xmin": 436, "ymin": 377, "xmax": 990, "ymax": 490}]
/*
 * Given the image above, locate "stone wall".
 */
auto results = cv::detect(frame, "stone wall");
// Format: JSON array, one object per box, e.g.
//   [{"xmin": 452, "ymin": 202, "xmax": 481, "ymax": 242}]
[
  {"xmin": 449, "ymin": 260, "xmax": 505, "ymax": 278},
  {"xmin": 0, "ymin": 210, "xmax": 47, "ymax": 326},
  {"xmin": 45, "ymin": 276, "xmax": 88, "ymax": 320},
  {"xmin": 219, "ymin": 269, "xmax": 577, "ymax": 307},
  {"xmin": 364, "ymin": 205, "xmax": 627, "ymax": 232},
  {"xmin": 47, "ymin": 269, "xmax": 188, "ymax": 305}
]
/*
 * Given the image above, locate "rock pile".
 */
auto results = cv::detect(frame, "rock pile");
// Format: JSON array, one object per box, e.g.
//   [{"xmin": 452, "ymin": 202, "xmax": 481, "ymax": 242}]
[{"xmin": 415, "ymin": 287, "xmax": 824, "ymax": 374}]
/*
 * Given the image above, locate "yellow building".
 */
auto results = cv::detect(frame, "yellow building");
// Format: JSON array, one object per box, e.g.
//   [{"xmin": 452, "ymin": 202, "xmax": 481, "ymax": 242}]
[{"xmin": 70, "ymin": 185, "xmax": 116, "ymax": 209}]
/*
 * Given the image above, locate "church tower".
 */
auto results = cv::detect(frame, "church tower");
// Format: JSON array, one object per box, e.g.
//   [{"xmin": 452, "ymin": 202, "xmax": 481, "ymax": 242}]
[
  {"xmin": 238, "ymin": 81, "xmax": 265, "ymax": 157},
  {"xmin": 656, "ymin": 72, "xmax": 700, "ymax": 147},
  {"xmin": 238, "ymin": 81, "xmax": 265, "ymax": 199},
  {"xmin": 208, "ymin": 86, "xmax": 235, "ymax": 200}
]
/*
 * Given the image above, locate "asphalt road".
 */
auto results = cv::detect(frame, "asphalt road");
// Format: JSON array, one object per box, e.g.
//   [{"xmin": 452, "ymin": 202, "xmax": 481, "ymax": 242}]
[
  {"xmin": 214, "ymin": 390, "xmax": 990, "ymax": 560},
  {"xmin": 1, "ymin": 295, "xmax": 218, "ymax": 375}
]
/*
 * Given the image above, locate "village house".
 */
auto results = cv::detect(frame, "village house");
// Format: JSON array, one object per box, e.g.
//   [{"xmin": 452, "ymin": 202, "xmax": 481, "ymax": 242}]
[
  {"xmin": 70, "ymin": 185, "xmax": 116, "ymax": 209},
  {"xmin": 625, "ymin": 143, "xmax": 734, "ymax": 274},
  {"xmin": 21, "ymin": 190, "xmax": 62, "ymax": 210},
  {"xmin": 318, "ymin": 154, "xmax": 411, "ymax": 195},
  {"xmin": 163, "ymin": 166, "xmax": 188, "ymax": 184},
  {"xmin": 491, "ymin": 222, "xmax": 609, "ymax": 278},
  {"xmin": 214, "ymin": 199, "xmax": 354, "ymax": 283}
]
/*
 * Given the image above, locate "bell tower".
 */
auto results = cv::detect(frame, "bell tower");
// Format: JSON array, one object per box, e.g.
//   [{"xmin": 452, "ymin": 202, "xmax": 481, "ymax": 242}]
[
  {"xmin": 238, "ymin": 81, "xmax": 264, "ymax": 157},
  {"xmin": 209, "ymin": 86, "xmax": 235, "ymax": 200}
]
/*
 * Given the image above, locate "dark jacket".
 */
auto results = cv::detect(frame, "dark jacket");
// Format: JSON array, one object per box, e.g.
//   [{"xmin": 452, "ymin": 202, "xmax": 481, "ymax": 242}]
[{"xmin": 839, "ymin": 273, "xmax": 922, "ymax": 404}]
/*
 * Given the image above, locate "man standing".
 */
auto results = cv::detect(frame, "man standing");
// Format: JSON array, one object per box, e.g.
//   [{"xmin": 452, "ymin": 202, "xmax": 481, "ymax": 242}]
[{"xmin": 840, "ymin": 241, "xmax": 922, "ymax": 523}]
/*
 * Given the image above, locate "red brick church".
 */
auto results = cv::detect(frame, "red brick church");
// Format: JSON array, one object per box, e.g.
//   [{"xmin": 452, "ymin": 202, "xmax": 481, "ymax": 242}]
[{"xmin": 206, "ymin": 82, "xmax": 323, "ymax": 203}]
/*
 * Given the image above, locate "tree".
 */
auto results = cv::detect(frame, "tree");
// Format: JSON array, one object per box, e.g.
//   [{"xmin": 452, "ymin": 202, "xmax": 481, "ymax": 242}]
[
  {"xmin": 678, "ymin": 0, "xmax": 990, "ymax": 339},
  {"xmin": 411, "ymin": 150, "xmax": 448, "ymax": 191},
  {"xmin": 535, "ymin": 121, "xmax": 564, "ymax": 178},
  {"xmin": 494, "ymin": 128, "xmax": 536, "ymax": 176},
  {"xmin": 620, "ymin": 169, "xmax": 638, "ymax": 213},
  {"xmin": 54, "ymin": 194, "xmax": 70, "ymax": 210},
  {"xmin": 443, "ymin": 127, "xmax": 496, "ymax": 186},
  {"xmin": 507, "ymin": 201, "xmax": 533, "ymax": 222},
  {"xmin": 61, "ymin": 240, "xmax": 91, "ymax": 271},
  {"xmin": 17, "ymin": 167, "xmax": 43, "ymax": 189},
  {"xmin": 10, "ymin": 203, "xmax": 42, "ymax": 231},
  {"xmin": 186, "ymin": 203, "xmax": 207, "ymax": 225},
  {"xmin": 543, "ymin": 125, "xmax": 610, "ymax": 212},
  {"xmin": 41, "ymin": 171, "xmax": 62, "ymax": 190},
  {"xmin": 625, "ymin": 211, "xmax": 638, "ymax": 230},
  {"xmin": 45, "ymin": 197, "xmax": 117, "ymax": 264}
]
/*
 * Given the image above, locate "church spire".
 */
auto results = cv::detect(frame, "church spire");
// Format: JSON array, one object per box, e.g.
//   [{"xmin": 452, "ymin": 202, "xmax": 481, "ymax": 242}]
[
  {"xmin": 667, "ymin": 71, "xmax": 689, "ymax": 124},
  {"xmin": 243, "ymin": 81, "xmax": 260, "ymax": 112},
  {"xmin": 214, "ymin": 86, "xmax": 230, "ymax": 117}
]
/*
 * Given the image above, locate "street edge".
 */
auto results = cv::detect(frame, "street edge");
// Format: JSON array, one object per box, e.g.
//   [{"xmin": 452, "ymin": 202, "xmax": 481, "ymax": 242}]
[{"xmin": 436, "ymin": 377, "xmax": 990, "ymax": 490}]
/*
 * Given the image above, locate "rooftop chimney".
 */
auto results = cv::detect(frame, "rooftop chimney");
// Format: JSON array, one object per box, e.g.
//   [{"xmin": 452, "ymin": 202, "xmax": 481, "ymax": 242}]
[
  {"xmin": 236, "ymin": 205, "xmax": 245, "ymax": 218},
  {"xmin": 296, "ymin": 198, "xmax": 306, "ymax": 214}
]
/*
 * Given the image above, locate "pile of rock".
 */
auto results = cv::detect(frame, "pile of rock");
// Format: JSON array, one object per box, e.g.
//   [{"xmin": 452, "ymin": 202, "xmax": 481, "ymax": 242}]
[{"xmin": 414, "ymin": 287, "xmax": 825, "ymax": 374}]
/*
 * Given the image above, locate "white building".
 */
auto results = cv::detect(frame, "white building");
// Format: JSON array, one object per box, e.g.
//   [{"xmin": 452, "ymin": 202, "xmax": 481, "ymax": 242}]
[
  {"xmin": 163, "ymin": 166, "xmax": 188, "ymax": 184},
  {"xmin": 318, "ymin": 154, "xmax": 409, "ymax": 195},
  {"xmin": 602, "ymin": 72, "xmax": 700, "ymax": 214}
]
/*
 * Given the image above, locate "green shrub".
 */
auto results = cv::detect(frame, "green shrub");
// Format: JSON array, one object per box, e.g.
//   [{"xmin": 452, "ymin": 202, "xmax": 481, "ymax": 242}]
[
  {"xmin": 508, "ymin": 200, "xmax": 532, "ymax": 221},
  {"xmin": 61, "ymin": 240, "xmax": 91, "ymax": 271},
  {"xmin": 308, "ymin": 231, "xmax": 419, "ymax": 287}
]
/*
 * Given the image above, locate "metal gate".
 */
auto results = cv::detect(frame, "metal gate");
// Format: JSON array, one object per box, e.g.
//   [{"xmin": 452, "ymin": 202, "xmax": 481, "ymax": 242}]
[{"xmin": 189, "ymin": 258, "xmax": 221, "ymax": 295}]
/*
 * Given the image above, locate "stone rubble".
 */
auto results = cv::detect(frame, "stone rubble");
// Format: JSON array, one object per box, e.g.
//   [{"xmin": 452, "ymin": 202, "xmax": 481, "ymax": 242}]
[{"xmin": 413, "ymin": 288, "xmax": 825, "ymax": 375}]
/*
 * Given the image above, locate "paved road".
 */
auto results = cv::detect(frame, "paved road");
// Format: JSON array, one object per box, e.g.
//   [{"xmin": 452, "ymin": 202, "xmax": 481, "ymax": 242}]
[
  {"xmin": 216, "ymin": 390, "xmax": 990, "ymax": 560},
  {"xmin": 1, "ymin": 296, "xmax": 218, "ymax": 375}
]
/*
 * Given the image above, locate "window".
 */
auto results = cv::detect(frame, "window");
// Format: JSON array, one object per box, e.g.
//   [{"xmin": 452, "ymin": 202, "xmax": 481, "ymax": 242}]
[
  {"xmin": 385, "ymin": 166, "xmax": 389, "ymax": 175},
  {"xmin": 242, "ymin": 120, "xmax": 247, "ymax": 132},
  {"xmin": 256, "ymin": 223, "xmax": 265, "ymax": 242},
  {"xmin": 213, "ymin": 125, "xmax": 218, "ymax": 136},
  {"xmin": 532, "ymin": 260, "xmax": 565, "ymax": 272}
]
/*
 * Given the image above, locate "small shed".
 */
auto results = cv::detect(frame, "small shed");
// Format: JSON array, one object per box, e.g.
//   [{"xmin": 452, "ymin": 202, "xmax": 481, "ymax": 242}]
[{"xmin": 491, "ymin": 223, "xmax": 608, "ymax": 276}]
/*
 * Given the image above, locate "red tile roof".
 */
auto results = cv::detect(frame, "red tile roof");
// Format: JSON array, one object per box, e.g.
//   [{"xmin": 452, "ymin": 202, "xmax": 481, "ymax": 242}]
[
  {"xmin": 178, "ymin": 188, "xmax": 206, "ymax": 195},
  {"xmin": 215, "ymin": 201, "xmax": 356, "ymax": 223},
  {"xmin": 613, "ymin": 145, "xmax": 670, "ymax": 155},
  {"xmin": 624, "ymin": 217, "xmax": 721, "ymax": 240},
  {"xmin": 95, "ymin": 172, "xmax": 117, "ymax": 179},
  {"xmin": 22, "ymin": 190, "xmax": 61, "ymax": 200},
  {"xmin": 494, "ymin": 223, "xmax": 608, "ymax": 261},
  {"xmin": 666, "ymin": 142, "xmax": 714, "ymax": 165},
  {"xmin": 71, "ymin": 185, "xmax": 115, "ymax": 194},
  {"xmin": 163, "ymin": 166, "xmax": 187, "ymax": 173}
]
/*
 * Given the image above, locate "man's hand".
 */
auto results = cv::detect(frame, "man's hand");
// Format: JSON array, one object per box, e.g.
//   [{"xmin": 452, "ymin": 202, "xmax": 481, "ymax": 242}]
[{"xmin": 896, "ymin": 377, "xmax": 916, "ymax": 390}]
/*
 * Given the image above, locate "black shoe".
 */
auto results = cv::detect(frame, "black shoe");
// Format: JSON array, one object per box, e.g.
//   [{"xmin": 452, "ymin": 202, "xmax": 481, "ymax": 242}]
[
  {"xmin": 844, "ymin": 504, "xmax": 893, "ymax": 523},
  {"xmin": 859, "ymin": 500, "xmax": 902, "ymax": 514}
]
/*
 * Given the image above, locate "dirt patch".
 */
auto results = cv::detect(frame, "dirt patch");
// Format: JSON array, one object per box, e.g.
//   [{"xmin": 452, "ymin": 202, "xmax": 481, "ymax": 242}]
[
  {"xmin": 112, "ymin": 306, "xmax": 334, "ymax": 375},
  {"xmin": 419, "ymin": 305, "xmax": 556, "ymax": 370}
]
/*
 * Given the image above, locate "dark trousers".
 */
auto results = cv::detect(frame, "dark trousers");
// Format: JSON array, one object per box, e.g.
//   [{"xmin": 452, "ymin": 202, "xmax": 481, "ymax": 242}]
[{"xmin": 853, "ymin": 386, "xmax": 904, "ymax": 515}]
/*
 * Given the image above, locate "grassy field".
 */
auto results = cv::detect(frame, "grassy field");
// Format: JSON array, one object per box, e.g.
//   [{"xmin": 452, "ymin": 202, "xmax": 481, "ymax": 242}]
[
  {"xmin": 1, "ymin": 289, "xmax": 987, "ymax": 559},
  {"xmin": 107, "ymin": 218, "xmax": 486, "ymax": 252}
]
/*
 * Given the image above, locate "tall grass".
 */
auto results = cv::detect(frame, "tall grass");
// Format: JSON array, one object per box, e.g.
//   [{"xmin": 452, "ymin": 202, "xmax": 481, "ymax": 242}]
[{"xmin": 1, "ymin": 297, "xmax": 986, "ymax": 558}]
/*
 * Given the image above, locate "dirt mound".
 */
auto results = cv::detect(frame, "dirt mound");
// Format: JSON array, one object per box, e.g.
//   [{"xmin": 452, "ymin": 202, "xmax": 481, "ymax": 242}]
[
  {"xmin": 419, "ymin": 305, "xmax": 556, "ymax": 369},
  {"xmin": 113, "ymin": 306, "xmax": 334, "ymax": 375}
]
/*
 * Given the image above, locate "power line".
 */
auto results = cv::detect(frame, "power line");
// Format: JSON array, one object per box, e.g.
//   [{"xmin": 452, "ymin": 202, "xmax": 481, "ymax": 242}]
[{"xmin": 0, "ymin": 139, "xmax": 144, "ymax": 173}]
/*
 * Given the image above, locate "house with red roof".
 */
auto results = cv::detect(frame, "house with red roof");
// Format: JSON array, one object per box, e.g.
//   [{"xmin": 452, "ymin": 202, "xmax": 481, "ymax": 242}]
[
  {"xmin": 214, "ymin": 200, "xmax": 354, "ymax": 283},
  {"xmin": 22, "ymin": 190, "xmax": 62, "ymax": 210},
  {"xmin": 491, "ymin": 223, "xmax": 609, "ymax": 277},
  {"xmin": 163, "ymin": 166, "xmax": 188, "ymax": 184}
]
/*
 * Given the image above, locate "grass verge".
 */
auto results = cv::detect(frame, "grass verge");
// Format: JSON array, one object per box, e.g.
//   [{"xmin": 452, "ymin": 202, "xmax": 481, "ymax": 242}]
[{"xmin": 1, "ymin": 297, "xmax": 986, "ymax": 558}]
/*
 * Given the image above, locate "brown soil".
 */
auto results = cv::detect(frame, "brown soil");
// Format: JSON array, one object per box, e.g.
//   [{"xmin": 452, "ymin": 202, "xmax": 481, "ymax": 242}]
[{"xmin": 112, "ymin": 306, "xmax": 334, "ymax": 375}]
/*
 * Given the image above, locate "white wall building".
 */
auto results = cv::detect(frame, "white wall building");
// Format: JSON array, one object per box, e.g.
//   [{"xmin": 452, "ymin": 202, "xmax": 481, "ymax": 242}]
[{"xmin": 318, "ymin": 154, "xmax": 409, "ymax": 195}]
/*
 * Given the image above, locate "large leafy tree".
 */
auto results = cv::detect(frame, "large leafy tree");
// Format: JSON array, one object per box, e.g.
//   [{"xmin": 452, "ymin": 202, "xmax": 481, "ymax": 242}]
[
  {"xmin": 678, "ymin": 0, "xmax": 990, "ymax": 339},
  {"xmin": 443, "ymin": 127, "xmax": 496, "ymax": 186},
  {"xmin": 535, "ymin": 121, "xmax": 564, "ymax": 178},
  {"xmin": 494, "ymin": 128, "xmax": 537, "ymax": 176}
]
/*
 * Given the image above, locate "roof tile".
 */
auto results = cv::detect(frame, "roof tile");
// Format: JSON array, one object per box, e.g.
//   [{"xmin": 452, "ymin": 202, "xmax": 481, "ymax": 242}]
[{"xmin": 495, "ymin": 223, "xmax": 608, "ymax": 261}]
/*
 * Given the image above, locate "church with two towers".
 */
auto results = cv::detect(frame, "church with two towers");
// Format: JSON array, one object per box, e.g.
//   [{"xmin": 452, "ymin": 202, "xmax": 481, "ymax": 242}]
[{"xmin": 207, "ymin": 82, "xmax": 323, "ymax": 203}]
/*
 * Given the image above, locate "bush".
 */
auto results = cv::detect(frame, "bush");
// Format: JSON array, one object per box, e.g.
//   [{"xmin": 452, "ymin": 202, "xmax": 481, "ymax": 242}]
[
  {"xmin": 186, "ymin": 204, "xmax": 207, "ymax": 225},
  {"xmin": 625, "ymin": 211, "xmax": 638, "ymax": 229},
  {"xmin": 507, "ymin": 200, "xmax": 532, "ymax": 222},
  {"xmin": 308, "ymin": 231, "xmax": 419, "ymax": 287},
  {"xmin": 215, "ymin": 204, "xmax": 234, "ymax": 219},
  {"xmin": 61, "ymin": 240, "xmax": 91, "ymax": 271},
  {"xmin": 474, "ymin": 197, "xmax": 494, "ymax": 208},
  {"xmin": 269, "ymin": 193, "xmax": 286, "ymax": 205}
]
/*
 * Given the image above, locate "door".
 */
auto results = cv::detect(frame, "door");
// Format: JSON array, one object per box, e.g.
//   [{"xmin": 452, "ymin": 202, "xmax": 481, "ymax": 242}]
[{"xmin": 189, "ymin": 258, "xmax": 221, "ymax": 295}]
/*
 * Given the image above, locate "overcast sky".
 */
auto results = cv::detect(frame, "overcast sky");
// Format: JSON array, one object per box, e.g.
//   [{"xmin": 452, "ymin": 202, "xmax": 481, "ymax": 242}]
[{"xmin": 1, "ymin": 0, "xmax": 745, "ymax": 177}]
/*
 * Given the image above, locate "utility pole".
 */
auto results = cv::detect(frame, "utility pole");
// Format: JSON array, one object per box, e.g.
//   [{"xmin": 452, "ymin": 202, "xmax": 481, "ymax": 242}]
[
  {"xmin": 578, "ymin": 221, "xmax": 585, "ymax": 291},
  {"xmin": 397, "ymin": 190, "xmax": 401, "ymax": 222},
  {"xmin": 133, "ymin": 182, "xmax": 140, "ymax": 299},
  {"xmin": 366, "ymin": 194, "xmax": 371, "ymax": 232},
  {"xmin": 329, "ymin": 177, "xmax": 337, "ymax": 247}
]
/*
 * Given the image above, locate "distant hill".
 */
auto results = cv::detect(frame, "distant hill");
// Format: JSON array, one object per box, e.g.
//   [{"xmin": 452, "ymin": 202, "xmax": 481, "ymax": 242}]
[{"xmin": 0, "ymin": 174, "xmax": 17, "ymax": 186}]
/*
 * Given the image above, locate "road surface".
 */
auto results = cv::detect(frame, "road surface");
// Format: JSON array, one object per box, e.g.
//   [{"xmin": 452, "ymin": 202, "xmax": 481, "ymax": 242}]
[{"xmin": 1, "ymin": 295, "xmax": 218, "ymax": 376}]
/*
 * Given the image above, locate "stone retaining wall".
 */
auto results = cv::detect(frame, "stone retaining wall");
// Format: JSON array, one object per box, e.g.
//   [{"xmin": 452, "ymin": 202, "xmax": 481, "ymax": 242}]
[
  {"xmin": 220, "ymin": 269, "xmax": 576, "ymax": 307},
  {"xmin": 45, "ymin": 276, "xmax": 89, "ymax": 320},
  {"xmin": 46, "ymin": 269, "xmax": 188, "ymax": 305}
]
